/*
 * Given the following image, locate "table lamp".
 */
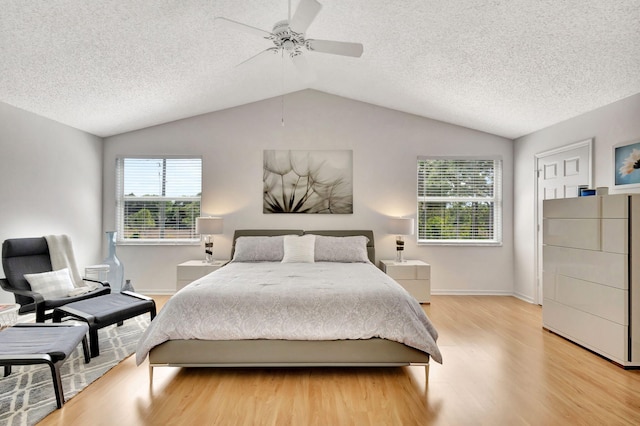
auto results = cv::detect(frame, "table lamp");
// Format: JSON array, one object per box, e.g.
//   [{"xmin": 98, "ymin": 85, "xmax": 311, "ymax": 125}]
[
  {"xmin": 195, "ymin": 217, "xmax": 223, "ymax": 263},
  {"xmin": 388, "ymin": 217, "xmax": 415, "ymax": 263}
]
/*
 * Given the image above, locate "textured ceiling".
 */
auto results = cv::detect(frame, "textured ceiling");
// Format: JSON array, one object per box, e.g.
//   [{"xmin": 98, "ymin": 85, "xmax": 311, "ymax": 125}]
[{"xmin": 1, "ymin": 0, "xmax": 639, "ymax": 139}]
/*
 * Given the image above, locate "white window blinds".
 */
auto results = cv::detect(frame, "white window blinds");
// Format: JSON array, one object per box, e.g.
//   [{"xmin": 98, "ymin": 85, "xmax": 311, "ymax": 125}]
[
  {"xmin": 116, "ymin": 157, "xmax": 202, "ymax": 243},
  {"xmin": 417, "ymin": 157, "xmax": 502, "ymax": 244}
]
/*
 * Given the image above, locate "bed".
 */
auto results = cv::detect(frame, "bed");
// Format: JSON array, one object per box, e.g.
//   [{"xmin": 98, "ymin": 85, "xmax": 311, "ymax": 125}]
[{"xmin": 136, "ymin": 230, "xmax": 442, "ymax": 382}]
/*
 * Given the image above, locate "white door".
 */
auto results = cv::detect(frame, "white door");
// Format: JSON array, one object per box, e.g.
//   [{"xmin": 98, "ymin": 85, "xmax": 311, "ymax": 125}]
[{"xmin": 535, "ymin": 139, "xmax": 592, "ymax": 304}]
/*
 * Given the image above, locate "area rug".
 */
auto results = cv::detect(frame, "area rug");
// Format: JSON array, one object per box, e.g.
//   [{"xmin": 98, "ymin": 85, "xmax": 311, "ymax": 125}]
[{"xmin": 0, "ymin": 315, "xmax": 150, "ymax": 426}]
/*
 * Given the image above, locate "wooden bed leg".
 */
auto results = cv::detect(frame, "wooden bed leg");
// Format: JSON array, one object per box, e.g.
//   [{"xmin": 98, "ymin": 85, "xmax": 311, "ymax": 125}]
[
  {"xmin": 149, "ymin": 365, "xmax": 153, "ymax": 387},
  {"xmin": 425, "ymin": 364, "xmax": 430, "ymax": 383}
]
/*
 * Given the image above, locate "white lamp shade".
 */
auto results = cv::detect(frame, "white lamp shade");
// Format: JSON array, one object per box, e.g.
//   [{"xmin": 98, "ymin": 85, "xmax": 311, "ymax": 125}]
[
  {"xmin": 388, "ymin": 217, "xmax": 415, "ymax": 235},
  {"xmin": 196, "ymin": 217, "xmax": 223, "ymax": 235}
]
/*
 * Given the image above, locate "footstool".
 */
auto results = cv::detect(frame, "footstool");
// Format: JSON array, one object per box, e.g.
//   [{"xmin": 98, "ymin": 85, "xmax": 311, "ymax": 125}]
[
  {"xmin": 0, "ymin": 323, "xmax": 90, "ymax": 408},
  {"xmin": 52, "ymin": 291, "xmax": 156, "ymax": 358}
]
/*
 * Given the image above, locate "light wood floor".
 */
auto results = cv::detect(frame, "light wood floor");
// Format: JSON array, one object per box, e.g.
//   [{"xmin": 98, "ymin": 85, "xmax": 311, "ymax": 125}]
[{"xmin": 38, "ymin": 295, "xmax": 640, "ymax": 425}]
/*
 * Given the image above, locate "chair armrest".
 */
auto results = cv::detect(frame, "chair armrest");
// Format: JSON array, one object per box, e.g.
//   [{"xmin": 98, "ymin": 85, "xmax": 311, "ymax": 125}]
[
  {"xmin": 82, "ymin": 278, "xmax": 110, "ymax": 288},
  {"xmin": 12, "ymin": 323, "xmax": 88, "ymax": 329},
  {"xmin": 0, "ymin": 354, "xmax": 54, "ymax": 363},
  {"xmin": 122, "ymin": 291, "xmax": 152, "ymax": 301},
  {"xmin": 0, "ymin": 279, "xmax": 45, "ymax": 304}
]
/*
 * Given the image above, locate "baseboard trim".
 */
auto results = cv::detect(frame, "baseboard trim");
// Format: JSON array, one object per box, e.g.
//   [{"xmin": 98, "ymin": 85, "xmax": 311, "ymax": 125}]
[
  {"xmin": 134, "ymin": 289, "xmax": 175, "ymax": 296},
  {"xmin": 431, "ymin": 289, "xmax": 513, "ymax": 297},
  {"xmin": 512, "ymin": 292, "xmax": 536, "ymax": 304}
]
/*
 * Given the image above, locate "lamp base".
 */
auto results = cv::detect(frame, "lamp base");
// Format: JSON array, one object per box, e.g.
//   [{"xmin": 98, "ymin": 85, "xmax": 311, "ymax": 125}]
[
  {"xmin": 396, "ymin": 236, "xmax": 406, "ymax": 263},
  {"xmin": 204, "ymin": 235, "xmax": 214, "ymax": 263}
]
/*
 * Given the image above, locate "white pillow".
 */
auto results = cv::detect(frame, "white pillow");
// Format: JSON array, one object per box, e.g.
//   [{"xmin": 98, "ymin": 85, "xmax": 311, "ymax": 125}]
[
  {"xmin": 282, "ymin": 235, "xmax": 316, "ymax": 263},
  {"xmin": 314, "ymin": 235, "xmax": 370, "ymax": 263},
  {"xmin": 24, "ymin": 268, "xmax": 75, "ymax": 300},
  {"xmin": 232, "ymin": 236, "xmax": 286, "ymax": 262}
]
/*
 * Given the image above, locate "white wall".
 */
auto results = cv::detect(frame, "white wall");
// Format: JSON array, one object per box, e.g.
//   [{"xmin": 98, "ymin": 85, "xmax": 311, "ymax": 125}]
[
  {"xmin": 514, "ymin": 93, "xmax": 640, "ymax": 302},
  {"xmin": 104, "ymin": 90, "xmax": 514, "ymax": 295},
  {"xmin": 0, "ymin": 102, "xmax": 104, "ymax": 303}
]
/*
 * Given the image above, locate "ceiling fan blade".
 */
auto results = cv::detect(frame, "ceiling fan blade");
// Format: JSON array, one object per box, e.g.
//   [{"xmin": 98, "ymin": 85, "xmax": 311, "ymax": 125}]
[
  {"xmin": 289, "ymin": 0, "xmax": 322, "ymax": 34},
  {"xmin": 215, "ymin": 17, "xmax": 272, "ymax": 38},
  {"xmin": 290, "ymin": 54, "xmax": 315, "ymax": 82},
  {"xmin": 236, "ymin": 48, "xmax": 279, "ymax": 68},
  {"xmin": 306, "ymin": 39, "xmax": 364, "ymax": 57}
]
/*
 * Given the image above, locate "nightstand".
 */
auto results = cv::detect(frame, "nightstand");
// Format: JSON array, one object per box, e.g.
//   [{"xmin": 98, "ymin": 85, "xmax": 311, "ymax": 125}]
[
  {"xmin": 379, "ymin": 259, "xmax": 431, "ymax": 303},
  {"xmin": 176, "ymin": 260, "xmax": 226, "ymax": 290}
]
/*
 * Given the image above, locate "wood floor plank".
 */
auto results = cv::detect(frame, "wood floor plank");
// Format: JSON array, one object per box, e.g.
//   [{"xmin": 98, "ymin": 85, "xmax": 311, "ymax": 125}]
[{"xmin": 37, "ymin": 295, "xmax": 640, "ymax": 425}]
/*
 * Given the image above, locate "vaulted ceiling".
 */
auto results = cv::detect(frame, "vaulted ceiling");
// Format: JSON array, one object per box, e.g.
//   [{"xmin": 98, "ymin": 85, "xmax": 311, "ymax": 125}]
[{"xmin": 1, "ymin": 0, "xmax": 639, "ymax": 138}]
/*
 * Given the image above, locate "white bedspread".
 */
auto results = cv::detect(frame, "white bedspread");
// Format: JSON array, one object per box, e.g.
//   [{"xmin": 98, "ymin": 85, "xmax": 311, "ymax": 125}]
[{"xmin": 135, "ymin": 262, "xmax": 442, "ymax": 365}]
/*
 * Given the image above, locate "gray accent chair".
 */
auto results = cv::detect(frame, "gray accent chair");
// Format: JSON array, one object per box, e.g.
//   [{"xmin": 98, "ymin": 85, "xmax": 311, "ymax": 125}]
[{"xmin": 0, "ymin": 237, "xmax": 110, "ymax": 322}]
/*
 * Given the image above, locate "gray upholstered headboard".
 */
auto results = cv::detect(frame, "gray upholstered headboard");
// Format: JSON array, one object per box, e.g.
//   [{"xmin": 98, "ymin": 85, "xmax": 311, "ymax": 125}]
[{"xmin": 231, "ymin": 229, "xmax": 375, "ymax": 263}]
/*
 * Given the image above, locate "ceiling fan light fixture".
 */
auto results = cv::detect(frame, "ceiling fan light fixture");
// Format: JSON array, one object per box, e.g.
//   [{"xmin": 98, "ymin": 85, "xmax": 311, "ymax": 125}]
[{"xmin": 283, "ymin": 40, "xmax": 295, "ymax": 52}]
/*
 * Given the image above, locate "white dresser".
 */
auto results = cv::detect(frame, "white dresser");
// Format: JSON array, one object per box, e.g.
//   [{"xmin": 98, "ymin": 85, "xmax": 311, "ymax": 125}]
[
  {"xmin": 543, "ymin": 194, "xmax": 640, "ymax": 367},
  {"xmin": 379, "ymin": 259, "xmax": 431, "ymax": 303}
]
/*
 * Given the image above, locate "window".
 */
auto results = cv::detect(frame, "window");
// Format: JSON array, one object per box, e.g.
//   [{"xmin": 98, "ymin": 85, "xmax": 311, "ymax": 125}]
[
  {"xmin": 116, "ymin": 157, "xmax": 202, "ymax": 244},
  {"xmin": 417, "ymin": 157, "xmax": 502, "ymax": 245}
]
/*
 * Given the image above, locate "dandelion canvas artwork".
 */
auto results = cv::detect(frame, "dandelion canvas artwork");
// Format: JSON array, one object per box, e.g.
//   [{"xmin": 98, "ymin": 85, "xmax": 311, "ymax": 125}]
[
  {"xmin": 614, "ymin": 140, "xmax": 640, "ymax": 187},
  {"xmin": 263, "ymin": 150, "xmax": 353, "ymax": 214}
]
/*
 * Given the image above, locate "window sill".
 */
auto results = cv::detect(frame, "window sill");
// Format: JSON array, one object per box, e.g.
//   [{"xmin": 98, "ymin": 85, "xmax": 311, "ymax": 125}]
[
  {"xmin": 417, "ymin": 241, "xmax": 503, "ymax": 247},
  {"xmin": 117, "ymin": 240, "xmax": 200, "ymax": 246}
]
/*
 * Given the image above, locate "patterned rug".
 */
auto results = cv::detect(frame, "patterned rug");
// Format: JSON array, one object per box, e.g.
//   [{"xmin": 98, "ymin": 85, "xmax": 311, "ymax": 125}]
[{"xmin": 0, "ymin": 315, "xmax": 150, "ymax": 426}]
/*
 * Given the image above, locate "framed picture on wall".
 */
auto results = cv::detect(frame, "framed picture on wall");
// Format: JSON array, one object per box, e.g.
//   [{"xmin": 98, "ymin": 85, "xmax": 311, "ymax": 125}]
[
  {"xmin": 263, "ymin": 150, "xmax": 353, "ymax": 214},
  {"xmin": 613, "ymin": 139, "xmax": 640, "ymax": 188}
]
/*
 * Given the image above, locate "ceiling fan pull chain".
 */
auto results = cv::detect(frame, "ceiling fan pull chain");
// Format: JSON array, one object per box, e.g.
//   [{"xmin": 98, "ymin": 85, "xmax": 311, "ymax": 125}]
[{"xmin": 281, "ymin": 49, "xmax": 285, "ymax": 127}]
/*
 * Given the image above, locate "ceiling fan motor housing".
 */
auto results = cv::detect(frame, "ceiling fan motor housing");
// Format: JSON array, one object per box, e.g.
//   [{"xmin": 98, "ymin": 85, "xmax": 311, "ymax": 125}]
[
  {"xmin": 271, "ymin": 20, "xmax": 305, "ymax": 55},
  {"xmin": 272, "ymin": 20, "xmax": 291, "ymax": 35}
]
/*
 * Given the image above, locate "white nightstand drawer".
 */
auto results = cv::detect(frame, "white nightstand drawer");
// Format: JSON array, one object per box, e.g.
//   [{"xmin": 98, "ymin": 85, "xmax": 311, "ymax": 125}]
[
  {"xmin": 386, "ymin": 265, "xmax": 417, "ymax": 280},
  {"xmin": 396, "ymin": 279, "xmax": 431, "ymax": 303},
  {"xmin": 177, "ymin": 260, "xmax": 226, "ymax": 290},
  {"xmin": 179, "ymin": 264, "xmax": 216, "ymax": 280},
  {"xmin": 416, "ymin": 264, "xmax": 431, "ymax": 280},
  {"xmin": 379, "ymin": 259, "xmax": 431, "ymax": 304}
]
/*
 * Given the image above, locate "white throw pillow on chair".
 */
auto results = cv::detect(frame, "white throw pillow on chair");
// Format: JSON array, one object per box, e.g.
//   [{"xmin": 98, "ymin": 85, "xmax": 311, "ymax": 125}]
[{"xmin": 24, "ymin": 268, "xmax": 75, "ymax": 300}]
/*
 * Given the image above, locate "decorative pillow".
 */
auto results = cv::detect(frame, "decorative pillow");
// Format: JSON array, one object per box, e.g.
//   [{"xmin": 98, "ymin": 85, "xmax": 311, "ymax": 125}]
[
  {"xmin": 314, "ymin": 235, "xmax": 370, "ymax": 263},
  {"xmin": 232, "ymin": 236, "xmax": 286, "ymax": 262},
  {"xmin": 282, "ymin": 235, "xmax": 316, "ymax": 263},
  {"xmin": 24, "ymin": 268, "xmax": 75, "ymax": 300}
]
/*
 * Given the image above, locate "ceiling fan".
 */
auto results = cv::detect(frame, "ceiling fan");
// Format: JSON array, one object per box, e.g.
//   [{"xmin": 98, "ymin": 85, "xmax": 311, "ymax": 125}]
[{"xmin": 215, "ymin": 0, "xmax": 364, "ymax": 70}]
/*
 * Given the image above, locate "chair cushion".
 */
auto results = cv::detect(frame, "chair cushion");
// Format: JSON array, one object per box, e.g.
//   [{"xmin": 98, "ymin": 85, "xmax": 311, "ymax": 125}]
[
  {"xmin": 41, "ymin": 286, "xmax": 110, "ymax": 310},
  {"xmin": 60, "ymin": 293, "xmax": 154, "ymax": 325},
  {"xmin": 2, "ymin": 238, "xmax": 53, "ymax": 308},
  {"xmin": 2, "ymin": 237, "xmax": 49, "ymax": 258},
  {"xmin": 0, "ymin": 324, "xmax": 89, "ymax": 362},
  {"xmin": 24, "ymin": 268, "xmax": 75, "ymax": 300}
]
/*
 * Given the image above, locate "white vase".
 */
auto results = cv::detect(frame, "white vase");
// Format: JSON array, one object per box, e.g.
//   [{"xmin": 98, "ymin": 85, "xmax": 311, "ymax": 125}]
[{"xmin": 102, "ymin": 231, "xmax": 124, "ymax": 292}]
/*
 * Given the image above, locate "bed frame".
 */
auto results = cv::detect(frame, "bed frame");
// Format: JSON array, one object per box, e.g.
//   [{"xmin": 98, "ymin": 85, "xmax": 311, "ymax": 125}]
[{"xmin": 148, "ymin": 230, "xmax": 431, "ymax": 382}]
